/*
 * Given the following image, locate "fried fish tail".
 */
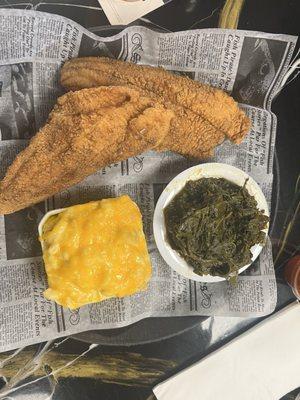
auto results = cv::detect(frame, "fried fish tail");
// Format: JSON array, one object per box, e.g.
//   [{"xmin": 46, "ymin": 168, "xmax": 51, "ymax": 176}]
[{"xmin": 0, "ymin": 86, "xmax": 174, "ymax": 214}]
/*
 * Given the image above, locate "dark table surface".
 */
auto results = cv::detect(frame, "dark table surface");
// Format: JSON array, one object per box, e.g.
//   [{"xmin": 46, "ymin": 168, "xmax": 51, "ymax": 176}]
[{"xmin": 0, "ymin": 0, "xmax": 299, "ymax": 399}]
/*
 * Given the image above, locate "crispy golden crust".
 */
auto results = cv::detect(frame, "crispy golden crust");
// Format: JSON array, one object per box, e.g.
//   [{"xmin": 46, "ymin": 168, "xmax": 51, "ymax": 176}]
[
  {"xmin": 0, "ymin": 59, "xmax": 251, "ymax": 214},
  {"xmin": 0, "ymin": 86, "xmax": 174, "ymax": 214},
  {"xmin": 61, "ymin": 57, "xmax": 251, "ymax": 157}
]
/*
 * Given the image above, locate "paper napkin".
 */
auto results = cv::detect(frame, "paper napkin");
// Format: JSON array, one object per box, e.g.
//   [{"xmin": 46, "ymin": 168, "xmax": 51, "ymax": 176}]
[
  {"xmin": 153, "ymin": 302, "xmax": 300, "ymax": 400},
  {"xmin": 98, "ymin": 0, "xmax": 170, "ymax": 25}
]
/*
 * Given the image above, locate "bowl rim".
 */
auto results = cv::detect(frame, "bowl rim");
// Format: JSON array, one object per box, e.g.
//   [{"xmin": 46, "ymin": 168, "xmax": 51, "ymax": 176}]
[
  {"xmin": 153, "ymin": 162, "xmax": 270, "ymax": 283},
  {"xmin": 38, "ymin": 208, "xmax": 66, "ymax": 249}
]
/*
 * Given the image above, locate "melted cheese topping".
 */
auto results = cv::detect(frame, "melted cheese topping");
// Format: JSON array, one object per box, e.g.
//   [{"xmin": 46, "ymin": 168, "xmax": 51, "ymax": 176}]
[{"xmin": 40, "ymin": 196, "xmax": 152, "ymax": 309}]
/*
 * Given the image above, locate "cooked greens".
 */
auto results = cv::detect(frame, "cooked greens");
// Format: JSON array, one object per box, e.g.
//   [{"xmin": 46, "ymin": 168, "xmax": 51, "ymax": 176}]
[{"xmin": 164, "ymin": 178, "xmax": 269, "ymax": 279}]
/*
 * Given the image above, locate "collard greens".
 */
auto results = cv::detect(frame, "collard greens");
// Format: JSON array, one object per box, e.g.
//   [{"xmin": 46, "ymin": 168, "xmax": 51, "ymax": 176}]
[{"xmin": 164, "ymin": 178, "xmax": 269, "ymax": 279}]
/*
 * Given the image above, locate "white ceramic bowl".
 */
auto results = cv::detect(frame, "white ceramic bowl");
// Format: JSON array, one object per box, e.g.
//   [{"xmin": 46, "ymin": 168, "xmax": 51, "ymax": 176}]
[{"xmin": 153, "ymin": 163, "xmax": 269, "ymax": 283}]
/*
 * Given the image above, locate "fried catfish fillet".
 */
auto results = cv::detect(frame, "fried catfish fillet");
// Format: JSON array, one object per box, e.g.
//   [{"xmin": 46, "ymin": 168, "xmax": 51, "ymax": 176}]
[
  {"xmin": 0, "ymin": 86, "xmax": 174, "ymax": 214},
  {"xmin": 61, "ymin": 57, "xmax": 251, "ymax": 157}
]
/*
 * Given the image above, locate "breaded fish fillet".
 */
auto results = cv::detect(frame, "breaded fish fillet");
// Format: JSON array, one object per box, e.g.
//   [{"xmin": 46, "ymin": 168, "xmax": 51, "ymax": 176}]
[
  {"xmin": 0, "ymin": 86, "xmax": 174, "ymax": 214},
  {"xmin": 61, "ymin": 57, "xmax": 251, "ymax": 157}
]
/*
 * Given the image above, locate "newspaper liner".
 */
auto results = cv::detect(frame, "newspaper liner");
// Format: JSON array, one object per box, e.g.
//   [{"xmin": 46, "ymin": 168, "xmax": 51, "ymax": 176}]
[{"xmin": 0, "ymin": 9, "xmax": 297, "ymax": 352}]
